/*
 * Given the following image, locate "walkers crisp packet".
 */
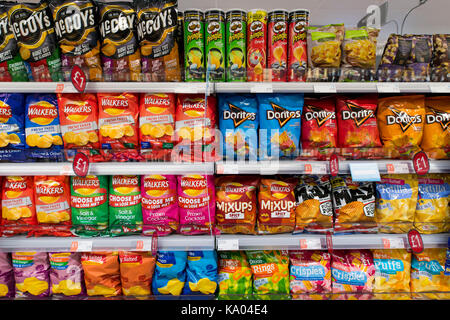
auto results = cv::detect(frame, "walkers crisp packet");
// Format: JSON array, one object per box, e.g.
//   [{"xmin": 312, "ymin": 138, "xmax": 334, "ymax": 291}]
[
  {"xmin": 49, "ymin": 252, "xmax": 85, "ymax": 296},
  {"xmin": 0, "ymin": 93, "xmax": 26, "ymax": 150},
  {"xmin": 12, "ymin": 251, "xmax": 50, "ymax": 298}
]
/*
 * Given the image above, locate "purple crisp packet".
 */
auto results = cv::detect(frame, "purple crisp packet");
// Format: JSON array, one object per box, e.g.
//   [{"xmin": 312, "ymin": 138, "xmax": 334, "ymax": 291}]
[
  {"xmin": 0, "ymin": 252, "xmax": 15, "ymax": 298},
  {"xmin": 49, "ymin": 252, "xmax": 85, "ymax": 296},
  {"xmin": 12, "ymin": 252, "xmax": 50, "ymax": 297}
]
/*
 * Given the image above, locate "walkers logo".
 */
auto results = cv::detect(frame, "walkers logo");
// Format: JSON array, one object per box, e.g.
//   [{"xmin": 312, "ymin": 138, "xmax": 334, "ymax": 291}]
[
  {"xmin": 304, "ymin": 105, "xmax": 335, "ymax": 127},
  {"xmin": 143, "ymin": 175, "xmax": 170, "ymax": 197},
  {"xmin": 387, "ymin": 108, "xmax": 422, "ymax": 132},
  {"xmin": 36, "ymin": 180, "xmax": 64, "ymax": 204},
  {"xmin": 266, "ymin": 103, "xmax": 301, "ymax": 128},
  {"xmin": 342, "ymin": 102, "xmax": 375, "ymax": 127},
  {"xmin": 182, "ymin": 98, "xmax": 205, "ymax": 118},
  {"xmin": 63, "ymin": 102, "xmax": 92, "ymax": 123},
  {"xmin": 112, "ymin": 175, "xmax": 139, "ymax": 194},
  {"xmin": 72, "ymin": 175, "xmax": 100, "ymax": 196},
  {"xmin": 223, "ymin": 103, "xmax": 256, "ymax": 128},
  {"xmin": 0, "ymin": 101, "xmax": 12, "ymax": 123},
  {"xmin": 100, "ymin": 96, "xmax": 129, "ymax": 116},
  {"xmin": 28, "ymin": 101, "xmax": 58, "ymax": 126},
  {"xmin": 180, "ymin": 175, "xmax": 207, "ymax": 197}
]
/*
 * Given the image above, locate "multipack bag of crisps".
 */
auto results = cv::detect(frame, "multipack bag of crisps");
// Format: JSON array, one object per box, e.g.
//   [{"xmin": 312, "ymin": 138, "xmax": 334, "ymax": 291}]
[
  {"xmin": 246, "ymin": 250, "xmax": 290, "ymax": 300},
  {"xmin": 372, "ymin": 249, "xmax": 411, "ymax": 300},
  {"xmin": 49, "ymin": 252, "xmax": 85, "ymax": 296},
  {"xmin": 34, "ymin": 175, "xmax": 72, "ymax": 237},
  {"xmin": 119, "ymin": 251, "xmax": 156, "ymax": 296},
  {"xmin": 215, "ymin": 175, "xmax": 259, "ymax": 235},
  {"xmin": 421, "ymin": 96, "xmax": 450, "ymax": 159},
  {"xmin": 70, "ymin": 175, "xmax": 109, "ymax": 237},
  {"xmin": 218, "ymin": 94, "xmax": 259, "ymax": 160},
  {"xmin": 258, "ymin": 177, "xmax": 297, "ymax": 234},
  {"xmin": 415, "ymin": 174, "xmax": 450, "ymax": 234},
  {"xmin": 178, "ymin": 174, "xmax": 215, "ymax": 235},
  {"xmin": 1, "ymin": 176, "xmax": 37, "ymax": 237},
  {"xmin": 97, "ymin": 1, "xmax": 141, "ymax": 81},
  {"xmin": 331, "ymin": 176, "xmax": 377, "ymax": 234},
  {"xmin": 81, "ymin": 251, "xmax": 122, "ymax": 297},
  {"xmin": 331, "ymin": 250, "xmax": 375, "ymax": 300},
  {"xmin": 57, "ymin": 93, "xmax": 100, "ymax": 150},
  {"xmin": 258, "ymin": 94, "xmax": 303, "ymax": 159},
  {"xmin": 294, "ymin": 175, "xmax": 333, "ymax": 234},
  {"xmin": 12, "ymin": 252, "xmax": 50, "ymax": 298},
  {"xmin": 0, "ymin": 252, "xmax": 14, "ymax": 298},
  {"xmin": 152, "ymin": 251, "xmax": 187, "ymax": 296},
  {"xmin": 411, "ymin": 248, "xmax": 450, "ymax": 300},
  {"xmin": 109, "ymin": 175, "xmax": 142, "ymax": 236},
  {"xmin": 0, "ymin": 93, "xmax": 26, "ymax": 150},
  {"xmin": 141, "ymin": 174, "xmax": 178, "ymax": 236},
  {"xmin": 136, "ymin": 0, "xmax": 181, "ymax": 82},
  {"xmin": 98, "ymin": 93, "xmax": 139, "ymax": 150},
  {"xmin": 183, "ymin": 251, "xmax": 218, "ymax": 295},
  {"xmin": 289, "ymin": 250, "xmax": 331, "ymax": 300},
  {"xmin": 218, "ymin": 251, "xmax": 252, "ymax": 300},
  {"xmin": 139, "ymin": 93, "xmax": 176, "ymax": 161},
  {"xmin": 6, "ymin": 1, "xmax": 62, "ymax": 82},
  {"xmin": 375, "ymin": 174, "xmax": 418, "ymax": 234},
  {"xmin": 49, "ymin": 0, "xmax": 102, "ymax": 81},
  {"xmin": 377, "ymin": 95, "xmax": 425, "ymax": 158}
]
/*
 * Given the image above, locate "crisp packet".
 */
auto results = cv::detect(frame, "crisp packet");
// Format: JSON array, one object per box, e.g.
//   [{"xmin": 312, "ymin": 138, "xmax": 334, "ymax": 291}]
[
  {"xmin": 12, "ymin": 252, "xmax": 50, "ymax": 297},
  {"xmin": 307, "ymin": 24, "xmax": 344, "ymax": 68},
  {"xmin": 152, "ymin": 251, "xmax": 187, "ymax": 296},
  {"xmin": 119, "ymin": 251, "xmax": 156, "ymax": 296},
  {"xmin": 421, "ymin": 96, "xmax": 450, "ymax": 159},
  {"xmin": 49, "ymin": 252, "xmax": 85, "ymax": 296},
  {"xmin": 218, "ymin": 251, "xmax": 252, "ymax": 300},
  {"xmin": 0, "ymin": 93, "xmax": 26, "ymax": 150},
  {"xmin": 0, "ymin": 252, "xmax": 14, "ymax": 298},
  {"xmin": 183, "ymin": 251, "xmax": 218, "ymax": 295}
]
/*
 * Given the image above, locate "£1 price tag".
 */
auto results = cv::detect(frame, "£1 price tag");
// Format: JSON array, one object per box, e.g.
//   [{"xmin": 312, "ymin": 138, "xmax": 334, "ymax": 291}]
[
  {"xmin": 408, "ymin": 229, "xmax": 424, "ymax": 254},
  {"xmin": 300, "ymin": 238, "xmax": 322, "ymax": 250},
  {"xmin": 73, "ymin": 152, "xmax": 89, "ymax": 177},
  {"xmin": 70, "ymin": 240, "xmax": 92, "ymax": 252},
  {"xmin": 382, "ymin": 237, "xmax": 405, "ymax": 249},
  {"xmin": 71, "ymin": 65, "xmax": 87, "ymax": 93},
  {"xmin": 413, "ymin": 151, "xmax": 429, "ymax": 175}
]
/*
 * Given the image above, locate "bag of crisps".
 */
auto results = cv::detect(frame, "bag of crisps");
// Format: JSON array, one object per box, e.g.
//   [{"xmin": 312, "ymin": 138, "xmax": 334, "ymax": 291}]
[
  {"xmin": 307, "ymin": 24, "xmax": 344, "ymax": 68},
  {"xmin": 331, "ymin": 250, "xmax": 375, "ymax": 300},
  {"xmin": 421, "ymin": 96, "xmax": 450, "ymax": 159},
  {"xmin": 0, "ymin": 252, "xmax": 14, "ymax": 298},
  {"xmin": 6, "ymin": 1, "xmax": 62, "ymax": 82},
  {"xmin": 141, "ymin": 174, "xmax": 178, "ymax": 237},
  {"xmin": 34, "ymin": 175, "xmax": 72, "ymax": 237},
  {"xmin": 0, "ymin": 93, "xmax": 26, "ymax": 150},
  {"xmin": 246, "ymin": 250, "xmax": 290, "ymax": 300},
  {"xmin": 98, "ymin": 93, "xmax": 139, "ymax": 150},
  {"xmin": 183, "ymin": 251, "xmax": 218, "ymax": 295},
  {"xmin": 70, "ymin": 175, "xmax": 109, "ymax": 237},
  {"xmin": 81, "ymin": 251, "xmax": 122, "ymax": 297},
  {"xmin": 218, "ymin": 251, "xmax": 252, "ymax": 300},
  {"xmin": 258, "ymin": 178, "xmax": 297, "ymax": 234},
  {"xmin": 178, "ymin": 174, "xmax": 215, "ymax": 235},
  {"xmin": 119, "ymin": 251, "xmax": 156, "ymax": 296},
  {"xmin": 1, "ymin": 176, "xmax": 37, "ymax": 237},
  {"xmin": 375, "ymin": 174, "xmax": 418, "ymax": 234},
  {"xmin": 215, "ymin": 175, "xmax": 259, "ymax": 235},
  {"xmin": 49, "ymin": 0, "xmax": 103, "ymax": 82},
  {"xmin": 415, "ymin": 174, "xmax": 450, "ymax": 234},
  {"xmin": 331, "ymin": 176, "xmax": 377, "ymax": 234},
  {"xmin": 49, "ymin": 252, "xmax": 85, "ymax": 296},
  {"xmin": 139, "ymin": 93, "xmax": 176, "ymax": 161},
  {"xmin": 97, "ymin": 1, "xmax": 141, "ymax": 81},
  {"xmin": 290, "ymin": 250, "xmax": 332, "ymax": 300},
  {"xmin": 12, "ymin": 252, "xmax": 50, "ymax": 297},
  {"xmin": 411, "ymin": 248, "xmax": 450, "ymax": 300},
  {"xmin": 372, "ymin": 249, "xmax": 411, "ymax": 300},
  {"xmin": 377, "ymin": 95, "xmax": 426, "ymax": 158},
  {"xmin": 152, "ymin": 251, "xmax": 187, "ymax": 296}
]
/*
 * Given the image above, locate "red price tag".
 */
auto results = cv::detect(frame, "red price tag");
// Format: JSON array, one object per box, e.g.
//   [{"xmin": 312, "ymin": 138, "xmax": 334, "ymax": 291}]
[
  {"xmin": 413, "ymin": 151, "xmax": 429, "ymax": 175},
  {"xmin": 152, "ymin": 233, "xmax": 158, "ymax": 256},
  {"xmin": 326, "ymin": 232, "xmax": 333, "ymax": 253},
  {"xmin": 304, "ymin": 164, "xmax": 312, "ymax": 174},
  {"xmin": 408, "ymin": 229, "xmax": 424, "ymax": 254},
  {"xmin": 329, "ymin": 154, "xmax": 339, "ymax": 177},
  {"xmin": 73, "ymin": 152, "xmax": 89, "ymax": 177},
  {"xmin": 71, "ymin": 65, "xmax": 87, "ymax": 93}
]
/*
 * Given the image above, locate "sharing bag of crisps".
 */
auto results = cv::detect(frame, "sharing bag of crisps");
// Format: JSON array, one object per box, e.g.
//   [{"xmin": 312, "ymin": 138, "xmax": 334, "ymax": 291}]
[
  {"xmin": 49, "ymin": 252, "xmax": 85, "ymax": 296},
  {"xmin": 218, "ymin": 251, "xmax": 252, "ymax": 300},
  {"xmin": 182, "ymin": 251, "xmax": 218, "ymax": 295},
  {"xmin": 307, "ymin": 24, "xmax": 344, "ymax": 68},
  {"xmin": 0, "ymin": 93, "xmax": 26, "ymax": 150},
  {"xmin": 119, "ymin": 251, "xmax": 156, "ymax": 296},
  {"xmin": 421, "ymin": 96, "xmax": 450, "ymax": 159},
  {"xmin": 152, "ymin": 251, "xmax": 187, "ymax": 296},
  {"xmin": 12, "ymin": 252, "xmax": 50, "ymax": 298},
  {"xmin": 0, "ymin": 252, "xmax": 15, "ymax": 298}
]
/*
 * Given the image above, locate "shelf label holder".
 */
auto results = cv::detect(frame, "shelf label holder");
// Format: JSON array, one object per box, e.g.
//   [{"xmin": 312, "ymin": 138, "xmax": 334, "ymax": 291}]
[
  {"xmin": 382, "ymin": 237, "xmax": 405, "ymax": 249},
  {"xmin": 386, "ymin": 162, "xmax": 410, "ymax": 174},
  {"xmin": 70, "ymin": 240, "xmax": 92, "ymax": 252},
  {"xmin": 349, "ymin": 162, "xmax": 381, "ymax": 181},
  {"xmin": 217, "ymin": 238, "xmax": 239, "ymax": 251},
  {"xmin": 300, "ymin": 238, "xmax": 322, "ymax": 250}
]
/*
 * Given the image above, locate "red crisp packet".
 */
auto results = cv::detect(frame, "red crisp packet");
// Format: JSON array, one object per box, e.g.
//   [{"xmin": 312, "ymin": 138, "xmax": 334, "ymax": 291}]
[{"xmin": 302, "ymin": 96, "xmax": 337, "ymax": 149}]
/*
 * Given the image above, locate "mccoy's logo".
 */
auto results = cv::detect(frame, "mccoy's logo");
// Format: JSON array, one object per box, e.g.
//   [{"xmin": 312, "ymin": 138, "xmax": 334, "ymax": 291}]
[
  {"xmin": 342, "ymin": 102, "xmax": 374, "ymax": 127},
  {"xmin": 266, "ymin": 103, "xmax": 301, "ymax": 128},
  {"xmin": 54, "ymin": 4, "xmax": 95, "ymax": 42},
  {"xmin": 386, "ymin": 108, "xmax": 422, "ymax": 132},
  {"xmin": 99, "ymin": 8, "xmax": 135, "ymax": 42},
  {"xmin": 10, "ymin": 6, "xmax": 52, "ymax": 45},
  {"xmin": 304, "ymin": 105, "xmax": 335, "ymax": 127},
  {"xmin": 426, "ymin": 108, "xmax": 450, "ymax": 131},
  {"xmin": 137, "ymin": 5, "xmax": 176, "ymax": 43},
  {"xmin": 223, "ymin": 103, "xmax": 256, "ymax": 127}
]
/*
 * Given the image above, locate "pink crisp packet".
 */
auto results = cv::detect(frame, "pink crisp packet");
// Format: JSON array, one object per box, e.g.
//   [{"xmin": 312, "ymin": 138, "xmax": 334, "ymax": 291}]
[
  {"xmin": 0, "ymin": 252, "xmax": 14, "ymax": 298},
  {"xmin": 141, "ymin": 175, "xmax": 179, "ymax": 236},
  {"xmin": 12, "ymin": 252, "xmax": 50, "ymax": 297},
  {"xmin": 289, "ymin": 250, "xmax": 331, "ymax": 300},
  {"xmin": 178, "ymin": 175, "xmax": 216, "ymax": 235},
  {"xmin": 331, "ymin": 250, "xmax": 375, "ymax": 300},
  {"xmin": 49, "ymin": 252, "xmax": 85, "ymax": 296}
]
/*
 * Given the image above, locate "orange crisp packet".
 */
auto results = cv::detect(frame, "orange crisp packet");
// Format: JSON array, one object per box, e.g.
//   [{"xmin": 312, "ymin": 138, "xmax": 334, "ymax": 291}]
[
  {"xmin": 421, "ymin": 96, "xmax": 450, "ymax": 159},
  {"xmin": 119, "ymin": 251, "xmax": 156, "ymax": 296}
]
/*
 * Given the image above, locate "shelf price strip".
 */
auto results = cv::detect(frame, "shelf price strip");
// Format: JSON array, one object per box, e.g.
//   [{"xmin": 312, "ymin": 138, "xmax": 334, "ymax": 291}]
[
  {"xmin": 386, "ymin": 162, "xmax": 410, "ymax": 174},
  {"xmin": 70, "ymin": 240, "xmax": 93, "ymax": 252},
  {"xmin": 299, "ymin": 238, "xmax": 322, "ymax": 250},
  {"xmin": 217, "ymin": 238, "xmax": 239, "ymax": 251},
  {"xmin": 382, "ymin": 237, "xmax": 405, "ymax": 249},
  {"xmin": 304, "ymin": 163, "xmax": 327, "ymax": 175}
]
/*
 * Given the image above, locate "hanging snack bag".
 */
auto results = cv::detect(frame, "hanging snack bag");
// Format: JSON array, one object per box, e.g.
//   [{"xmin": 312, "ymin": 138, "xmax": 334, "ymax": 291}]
[
  {"xmin": 81, "ymin": 251, "xmax": 121, "ymax": 297},
  {"xmin": 0, "ymin": 93, "xmax": 26, "ymax": 150},
  {"xmin": 178, "ymin": 174, "xmax": 215, "ymax": 235},
  {"xmin": 215, "ymin": 175, "xmax": 259, "ymax": 235},
  {"xmin": 258, "ymin": 93, "xmax": 303, "ymax": 160},
  {"xmin": 141, "ymin": 174, "xmax": 178, "ymax": 236},
  {"xmin": 119, "ymin": 251, "xmax": 156, "ymax": 296},
  {"xmin": 218, "ymin": 251, "xmax": 252, "ymax": 300},
  {"xmin": 183, "ymin": 251, "xmax": 218, "ymax": 295},
  {"xmin": 49, "ymin": 0, "xmax": 102, "ymax": 81},
  {"xmin": 0, "ymin": 252, "xmax": 14, "ymax": 298},
  {"xmin": 415, "ymin": 174, "xmax": 450, "ymax": 234},
  {"xmin": 6, "ymin": 1, "xmax": 62, "ymax": 82},
  {"xmin": 377, "ymin": 95, "xmax": 425, "ymax": 158},
  {"xmin": 257, "ymin": 177, "xmax": 297, "ymax": 234},
  {"xmin": 421, "ymin": 96, "xmax": 450, "ymax": 159},
  {"xmin": 70, "ymin": 175, "xmax": 109, "ymax": 237},
  {"xmin": 49, "ymin": 252, "xmax": 84, "ymax": 296},
  {"xmin": 1, "ymin": 176, "xmax": 37, "ymax": 237},
  {"xmin": 375, "ymin": 174, "xmax": 418, "ymax": 234},
  {"xmin": 290, "ymin": 250, "xmax": 332, "ymax": 300},
  {"xmin": 218, "ymin": 93, "xmax": 258, "ymax": 160},
  {"xmin": 34, "ymin": 175, "xmax": 72, "ymax": 237},
  {"xmin": 97, "ymin": 1, "xmax": 141, "ymax": 81},
  {"xmin": 152, "ymin": 251, "xmax": 187, "ymax": 295},
  {"xmin": 12, "ymin": 251, "xmax": 50, "ymax": 298},
  {"xmin": 98, "ymin": 93, "xmax": 139, "ymax": 150},
  {"xmin": 307, "ymin": 24, "xmax": 344, "ymax": 68}
]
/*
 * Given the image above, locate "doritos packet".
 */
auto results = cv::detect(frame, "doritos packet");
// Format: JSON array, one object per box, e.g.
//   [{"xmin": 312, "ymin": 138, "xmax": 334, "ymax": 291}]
[
  {"xmin": 119, "ymin": 251, "xmax": 156, "ymax": 296},
  {"xmin": 0, "ymin": 252, "xmax": 14, "ymax": 298},
  {"xmin": 49, "ymin": 252, "xmax": 85, "ymax": 296},
  {"xmin": 218, "ymin": 251, "xmax": 252, "ymax": 300},
  {"xmin": 421, "ymin": 96, "xmax": 450, "ymax": 159},
  {"xmin": 12, "ymin": 251, "xmax": 50, "ymax": 298},
  {"xmin": 152, "ymin": 251, "xmax": 187, "ymax": 296},
  {"xmin": 183, "ymin": 251, "xmax": 218, "ymax": 295},
  {"xmin": 0, "ymin": 93, "xmax": 26, "ymax": 150}
]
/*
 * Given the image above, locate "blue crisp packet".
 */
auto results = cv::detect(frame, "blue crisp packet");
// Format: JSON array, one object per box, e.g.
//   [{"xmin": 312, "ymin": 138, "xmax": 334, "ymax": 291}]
[
  {"xmin": 152, "ymin": 251, "xmax": 187, "ymax": 295},
  {"xmin": 0, "ymin": 93, "xmax": 25, "ymax": 150},
  {"xmin": 182, "ymin": 251, "xmax": 218, "ymax": 295},
  {"xmin": 257, "ymin": 93, "xmax": 303, "ymax": 159},
  {"xmin": 218, "ymin": 94, "xmax": 258, "ymax": 160}
]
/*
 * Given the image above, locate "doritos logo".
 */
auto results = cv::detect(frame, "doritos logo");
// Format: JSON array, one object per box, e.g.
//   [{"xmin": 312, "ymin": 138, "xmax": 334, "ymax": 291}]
[
  {"xmin": 266, "ymin": 103, "xmax": 301, "ymax": 128},
  {"xmin": 304, "ymin": 105, "xmax": 335, "ymax": 127},
  {"xmin": 223, "ymin": 103, "xmax": 256, "ymax": 127},
  {"xmin": 386, "ymin": 108, "xmax": 422, "ymax": 132},
  {"xmin": 342, "ymin": 102, "xmax": 374, "ymax": 127},
  {"xmin": 426, "ymin": 108, "xmax": 450, "ymax": 131}
]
